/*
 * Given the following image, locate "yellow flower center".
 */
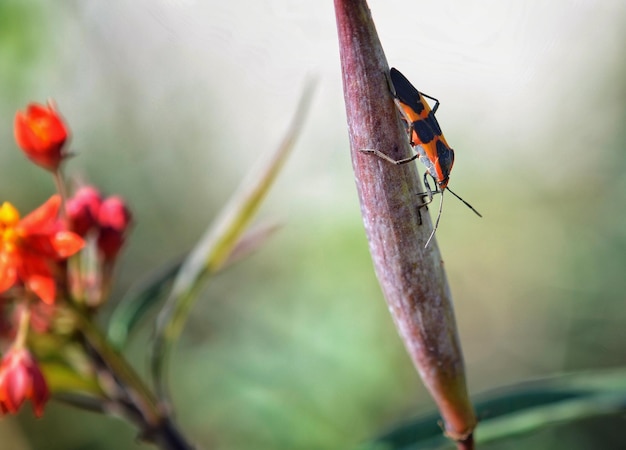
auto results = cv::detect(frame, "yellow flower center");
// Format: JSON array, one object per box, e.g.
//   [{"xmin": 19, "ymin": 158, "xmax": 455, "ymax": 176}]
[
  {"xmin": 0, "ymin": 202, "xmax": 21, "ymax": 253},
  {"xmin": 29, "ymin": 117, "xmax": 52, "ymax": 142}
]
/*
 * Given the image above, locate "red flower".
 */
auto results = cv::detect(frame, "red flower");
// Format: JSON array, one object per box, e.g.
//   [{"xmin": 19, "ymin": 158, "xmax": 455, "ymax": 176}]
[
  {"xmin": 0, "ymin": 195, "xmax": 84, "ymax": 304},
  {"xmin": 97, "ymin": 196, "xmax": 132, "ymax": 262},
  {"xmin": 0, "ymin": 347, "xmax": 49, "ymax": 417},
  {"xmin": 14, "ymin": 101, "xmax": 69, "ymax": 172}
]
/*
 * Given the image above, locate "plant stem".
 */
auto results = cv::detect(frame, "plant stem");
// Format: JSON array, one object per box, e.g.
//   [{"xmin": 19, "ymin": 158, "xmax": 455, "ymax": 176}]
[
  {"xmin": 53, "ymin": 169, "xmax": 68, "ymax": 220},
  {"xmin": 150, "ymin": 419, "xmax": 196, "ymax": 450},
  {"xmin": 457, "ymin": 434, "xmax": 474, "ymax": 450},
  {"xmin": 72, "ymin": 309, "xmax": 195, "ymax": 449},
  {"xmin": 15, "ymin": 306, "xmax": 31, "ymax": 348}
]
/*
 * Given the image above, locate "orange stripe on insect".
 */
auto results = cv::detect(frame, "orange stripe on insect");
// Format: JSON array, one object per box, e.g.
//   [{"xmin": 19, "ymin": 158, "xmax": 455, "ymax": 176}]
[{"xmin": 360, "ymin": 67, "xmax": 481, "ymax": 247}]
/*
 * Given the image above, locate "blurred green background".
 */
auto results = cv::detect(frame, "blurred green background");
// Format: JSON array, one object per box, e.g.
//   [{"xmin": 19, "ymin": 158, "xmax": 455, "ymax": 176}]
[{"xmin": 2, "ymin": 0, "xmax": 626, "ymax": 449}]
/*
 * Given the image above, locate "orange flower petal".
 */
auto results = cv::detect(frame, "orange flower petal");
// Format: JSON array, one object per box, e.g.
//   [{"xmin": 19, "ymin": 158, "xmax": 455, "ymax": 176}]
[
  {"xmin": 18, "ymin": 195, "xmax": 61, "ymax": 234},
  {"xmin": 50, "ymin": 231, "xmax": 84, "ymax": 258},
  {"xmin": 14, "ymin": 111, "xmax": 38, "ymax": 152},
  {"xmin": 25, "ymin": 274, "xmax": 56, "ymax": 305},
  {"xmin": 19, "ymin": 256, "xmax": 56, "ymax": 304},
  {"xmin": 26, "ymin": 103, "xmax": 67, "ymax": 144},
  {"xmin": 0, "ymin": 255, "xmax": 17, "ymax": 294}
]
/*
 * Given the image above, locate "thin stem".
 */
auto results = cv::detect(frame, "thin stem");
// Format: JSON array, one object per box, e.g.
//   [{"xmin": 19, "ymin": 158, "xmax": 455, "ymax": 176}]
[
  {"xmin": 150, "ymin": 419, "xmax": 196, "ymax": 450},
  {"xmin": 71, "ymin": 308, "xmax": 195, "ymax": 449},
  {"xmin": 456, "ymin": 434, "xmax": 474, "ymax": 450},
  {"xmin": 53, "ymin": 169, "xmax": 68, "ymax": 220},
  {"xmin": 73, "ymin": 308, "xmax": 161, "ymax": 423},
  {"xmin": 14, "ymin": 306, "xmax": 31, "ymax": 349}
]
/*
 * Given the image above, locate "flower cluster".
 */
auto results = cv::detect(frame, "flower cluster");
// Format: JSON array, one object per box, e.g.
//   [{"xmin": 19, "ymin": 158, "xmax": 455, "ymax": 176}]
[{"xmin": 0, "ymin": 101, "xmax": 132, "ymax": 417}]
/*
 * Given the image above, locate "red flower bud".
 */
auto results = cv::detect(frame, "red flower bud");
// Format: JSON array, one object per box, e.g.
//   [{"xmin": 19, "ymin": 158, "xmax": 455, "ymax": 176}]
[
  {"xmin": 97, "ymin": 196, "xmax": 132, "ymax": 261},
  {"xmin": 97, "ymin": 196, "xmax": 131, "ymax": 231},
  {"xmin": 67, "ymin": 186, "xmax": 103, "ymax": 236},
  {"xmin": 14, "ymin": 101, "xmax": 68, "ymax": 172},
  {"xmin": 0, "ymin": 347, "xmax": 49, "ymax": 417}
]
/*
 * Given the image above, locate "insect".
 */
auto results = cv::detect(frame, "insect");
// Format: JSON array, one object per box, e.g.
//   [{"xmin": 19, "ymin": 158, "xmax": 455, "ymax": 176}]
[{"xmin": 361, "ymin": 67, "xmax": 481, "ymax": 247}]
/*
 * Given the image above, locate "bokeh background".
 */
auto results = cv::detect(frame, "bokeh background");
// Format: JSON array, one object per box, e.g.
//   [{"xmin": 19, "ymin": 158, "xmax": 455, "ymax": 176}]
[{"xmin": 2, "ymin": 0, "xmax": 626, "ymax": 448}]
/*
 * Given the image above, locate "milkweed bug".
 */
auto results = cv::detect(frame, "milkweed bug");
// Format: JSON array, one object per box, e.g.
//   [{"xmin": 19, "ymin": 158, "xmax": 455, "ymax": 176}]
[{"xmin": 360, "ymin": 67, "xmax": 481, "ymax": 247}]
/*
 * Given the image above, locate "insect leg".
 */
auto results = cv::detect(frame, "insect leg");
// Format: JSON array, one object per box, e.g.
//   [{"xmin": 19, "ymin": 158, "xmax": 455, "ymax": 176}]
[
  {"xmin": 421, "ymin": 92, "xmax": 440, "ymax": 115},
  {"xmin": 417, "ymin": 172, "xmax": 438, "ymax": 203},
  {"xmin": 425, "ymin": 190, "xmax": 444, "ymax": 248},
  {"xmin": 359, "ymin": 148, "xmax": 419, "ymax": 165}
]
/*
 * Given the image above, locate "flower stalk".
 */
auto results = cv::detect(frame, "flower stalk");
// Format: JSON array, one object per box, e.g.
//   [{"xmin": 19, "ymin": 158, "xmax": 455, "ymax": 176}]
[{"xmin": 70, "ymin": 307, "xmax": 194, "ymax": 449}]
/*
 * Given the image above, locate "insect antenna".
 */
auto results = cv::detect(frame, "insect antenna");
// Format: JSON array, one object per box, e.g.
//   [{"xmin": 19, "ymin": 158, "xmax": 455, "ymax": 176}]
[
  {"xmin": 424, "ymin": 190, "xmax": 444, "ymax": 248},
  {"xmin": 446, "ymin": 187, "xmax": 482, "ymax": 218}
]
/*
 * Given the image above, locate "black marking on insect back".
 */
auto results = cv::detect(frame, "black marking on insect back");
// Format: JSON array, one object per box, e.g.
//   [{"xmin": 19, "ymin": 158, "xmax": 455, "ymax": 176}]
[
  {"xmin": 436, "ymin": 140, "xmax": 454, "ymax": 181},
  {"xmin": 426, "ymin": 111, "xmax": 442, "ymax": 136},
  {"xmin": 390, "ymin": 68, "xmax": 425, "ymax": 115},
  {"xmin": 413, "ymin": 119, "xmax": 436, "ymax": 144}
]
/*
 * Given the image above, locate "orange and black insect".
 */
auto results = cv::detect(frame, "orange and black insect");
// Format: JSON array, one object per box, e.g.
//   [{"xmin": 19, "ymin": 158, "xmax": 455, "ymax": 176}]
[{"xmin": 361, "ymin": 67, "xmax": 481, "ymax": 247}]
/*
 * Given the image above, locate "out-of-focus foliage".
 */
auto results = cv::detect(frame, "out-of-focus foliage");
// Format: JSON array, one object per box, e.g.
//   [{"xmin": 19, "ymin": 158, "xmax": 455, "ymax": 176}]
[{"xmin": 0, "ymin": 2, "xmax": 42, "ymax": 101}]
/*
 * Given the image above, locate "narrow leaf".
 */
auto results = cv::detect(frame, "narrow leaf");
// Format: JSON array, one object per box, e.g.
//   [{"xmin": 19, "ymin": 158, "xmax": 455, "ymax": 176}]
[
  {"xmin": 41, "ymin": 360, "xmax": 102, "ymax": 396},
  {"xmin": 364, "ymin": 369, "xmax": 626, "ymax": 449},
  {"xmin": 151, "ymin": 80, "xmax": 316, "ymax": 401},
  {"xmin": 107, "ymin": 257, "xmax": 184, "ymax": 349},
  {"xmin": 107, "ymin": 223, "xmax": 281, "ymax": 349}
]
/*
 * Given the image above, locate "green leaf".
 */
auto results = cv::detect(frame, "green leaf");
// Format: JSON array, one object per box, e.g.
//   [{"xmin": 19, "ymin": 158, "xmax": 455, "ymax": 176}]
[
  {"xmin": 107, "ymin": 222, "xmax": 281, "ymax": 349},
  {"xmin": 41, "ymin": 360, "xmax": 102, "ymax": 396},
  {"xmin": 361, "ymin": 369, "xmax": 626, "ymax": 449},
  {"xmin": 151, "ymin": 80, "xmax": 316, "ymax": 402},
  {"xmin": 107, "ymin": 256, "xmax": 184, "ymax": 349}
]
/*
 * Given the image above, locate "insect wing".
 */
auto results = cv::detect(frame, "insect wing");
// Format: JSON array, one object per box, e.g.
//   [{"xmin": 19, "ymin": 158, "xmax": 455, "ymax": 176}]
[
  {"xmin": 390, "ymin": 68, "xmax": 454, "ymax": 187},
  {"xmin": 390, "ymin": 68, "xmax": 430, "ymax": 123},
  {"xmin": 414, "ymin": 139, "xmax": 453, "ymax": 188},
  {"xmin": 389, "ymin": 68, "xmax": 426, "ymax": 115},
  {"xmin": 434, "ymin": 139, "xmax": 454, "ymax": 189}
]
